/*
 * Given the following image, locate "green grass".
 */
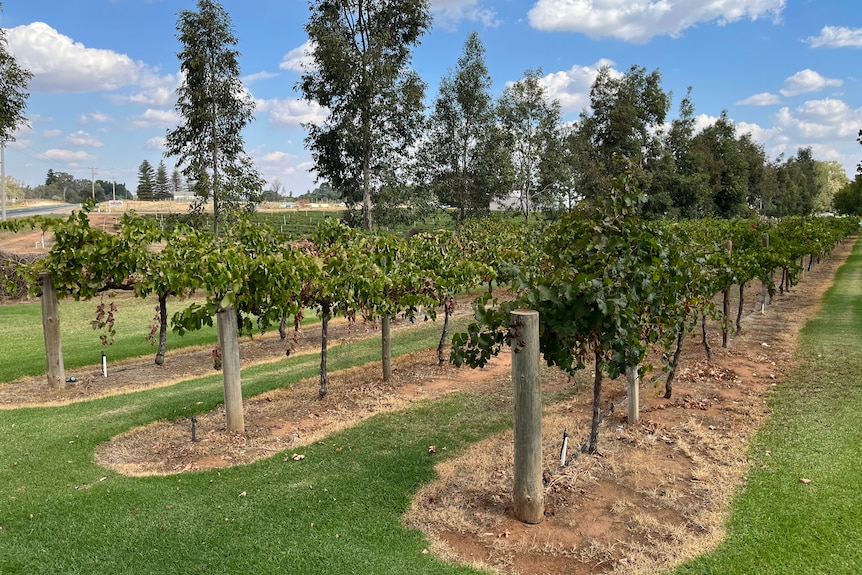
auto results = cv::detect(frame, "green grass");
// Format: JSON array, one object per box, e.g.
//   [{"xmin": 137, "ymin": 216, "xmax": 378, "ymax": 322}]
[
  {"xmin": 0, "ymin": 312, "xmax": 517, "ymax": 574},
  {"xmin": 670, "ymin": 239, "xmax": 862, "ymax": 575},
  {"xmin": 0, "ymin": 295, "xmax": 218, "ymax": 382}
]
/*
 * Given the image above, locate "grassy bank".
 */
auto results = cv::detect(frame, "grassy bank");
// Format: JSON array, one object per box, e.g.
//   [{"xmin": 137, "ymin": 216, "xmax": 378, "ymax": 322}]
[{"xmin": 0, "ymin": 313, "xmax": 515, "ymax": 574}]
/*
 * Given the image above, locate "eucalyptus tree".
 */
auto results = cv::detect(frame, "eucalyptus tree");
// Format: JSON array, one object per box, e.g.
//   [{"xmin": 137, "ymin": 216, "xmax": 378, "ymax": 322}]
[
  {"xmin": 497, "ymin": 69, "xmax": 563, "ymax": 223},
  {"xmin": 165, "ymin": 0, "xmax": 264, "ymax": 236},
  {"xmin": 577, "ymin": 65, "xmax": 670, "ymax": 202},
  {"xmin": 0, "ymin": 1, "xmax": 32, "ymax": 221},
  {"xmin": 647, "ymin": 87, "xmax": 711, "ymax": 217},
  {"xmin": 0, "ymin": 2, "xmax": 31, "ymax": 143},
  {"xmin": 833, "ymin": 176, "xmax": 862, "ymax": 216},
  {"xmin": 300, "ymin": 0, "xmax": 431, "ymax": 231},
  {"xmin": 692, "ymin": 111, "xmax": 750, "ymax": 218},
  {"xmin": 419, "ymin": 32, "xmax": 510, "ymax": 222}
]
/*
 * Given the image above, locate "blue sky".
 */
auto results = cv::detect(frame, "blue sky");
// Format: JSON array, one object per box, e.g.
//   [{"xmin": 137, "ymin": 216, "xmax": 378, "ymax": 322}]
[{"xmin": 2, "ymin": 0, "xmax": 860, "ymax": 196}]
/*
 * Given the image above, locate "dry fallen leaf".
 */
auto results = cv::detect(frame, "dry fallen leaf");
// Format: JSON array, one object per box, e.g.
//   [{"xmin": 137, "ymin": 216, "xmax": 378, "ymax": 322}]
[
  {"xmin": 427, "ymin": 445, "xmax": 437, "ymax": 454},
  {"xmin": 239, "ymin": 491, "xmax": 247, "ymax": 497},
  {"xmin": 799, "ymin": 478, "xmax": 812, "ymax": 484}
]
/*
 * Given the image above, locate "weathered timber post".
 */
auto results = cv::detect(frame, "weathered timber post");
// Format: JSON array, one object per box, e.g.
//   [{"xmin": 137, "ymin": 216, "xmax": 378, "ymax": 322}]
[
  {"xmin": 381, "ymin": 314, "xmax": 392, "ymax": 382},
  {"xmin": 39, "ymin": 273, "xmax": 65, "ymax": 389},
  {"xmin": 761, "ymin": 233, "xmax": 770, "ymax": 313},
  {"xmin": 511, "ymin": 309, "xmax": 543, "ymax": 524},
  {"xmin": 626, "ymin": 365, "xmax": 640, "ymax": 425},
  {"xmin": 217, "ymin": 301, "xmax": 244, "ymax": 433}
]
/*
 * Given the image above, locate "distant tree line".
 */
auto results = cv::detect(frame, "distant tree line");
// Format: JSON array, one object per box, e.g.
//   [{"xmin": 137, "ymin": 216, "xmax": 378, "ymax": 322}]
[
  {"xmin": 23, "ymin": 169, "xmax": 131, "ymax": 203},
  {"xmin": 298, "ymin": 4, "xmax": 854, "ymax": 226}
]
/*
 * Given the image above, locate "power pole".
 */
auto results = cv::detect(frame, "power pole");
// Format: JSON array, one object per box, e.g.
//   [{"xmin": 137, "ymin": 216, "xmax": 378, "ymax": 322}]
[{"xmin": 90, "ymin": 166, "xmax": 97, "ymax": 200}]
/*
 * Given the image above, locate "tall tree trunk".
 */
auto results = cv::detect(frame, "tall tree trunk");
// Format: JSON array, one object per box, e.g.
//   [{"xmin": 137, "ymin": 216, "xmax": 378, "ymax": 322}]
[
  {"xmin": 437, "ymin": 303, "xmax": 451, "ymax": 366},
  {"xmin": 319, "ymin": 302, "xmax": 331, "ymax": 397},
  {"xmin": 362, "ymin": 151, "xmax": 372, "ymax": 231},
  {"xmin": 665, "ymin": 322, "xmax": 685, "ymax": 399},
  {"xmin": 381, "ymin": 313, "xmax": 392, "ymax": 382},
  {"xmin": 211, "ymin": 97, "xmax": 220, "ymax": 237},
  {"xmin": 588, "ymin": 350, "xmax": 603, "ymax": 453},
  {"xmin": 155, "ymin": 291, "xmax": 168, "ymax": 366}
]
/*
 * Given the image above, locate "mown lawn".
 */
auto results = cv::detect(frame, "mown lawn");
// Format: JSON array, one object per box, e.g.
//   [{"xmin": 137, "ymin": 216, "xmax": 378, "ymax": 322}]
[
  {"xmin": 0, "ymin": 295, "xmax": 218, "ymax": 382},
  {"xmin": 0, "ymin": 312, "xmax": 512, "ymax": 574}
]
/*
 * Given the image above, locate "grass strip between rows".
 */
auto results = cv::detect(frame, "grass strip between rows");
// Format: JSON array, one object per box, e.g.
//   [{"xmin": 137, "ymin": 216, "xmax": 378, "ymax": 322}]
[{"xmin": 0, "ymin": 313, "xmax": 517, "ymax": 574}]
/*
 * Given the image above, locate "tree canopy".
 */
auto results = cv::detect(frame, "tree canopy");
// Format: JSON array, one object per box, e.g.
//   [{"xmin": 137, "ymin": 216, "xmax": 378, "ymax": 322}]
[
  {"xmin": 300, "ymin": 0, "xmax": 431, "ymax": 230},
  {"xmin": 165, "ymin": 0, "xmax": 263, "ymax": 235}
]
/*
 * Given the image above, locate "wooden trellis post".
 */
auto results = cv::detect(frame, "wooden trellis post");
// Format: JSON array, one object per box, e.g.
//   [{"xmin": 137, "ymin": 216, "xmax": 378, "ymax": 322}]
[
  {"xmin": 217, "ymin": 301, "xmax": 244, "ymax": 433},
  {"xmin": 39, "ymin": 273, "xmax": 65, "ymax": 389},
  {"xmin": 511, "ymin": 309, "xmax": 543, "ymax": 524}
]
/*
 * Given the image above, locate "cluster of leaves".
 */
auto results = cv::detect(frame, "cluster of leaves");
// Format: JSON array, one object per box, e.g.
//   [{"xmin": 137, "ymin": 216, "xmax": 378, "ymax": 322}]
[
  {"xmin": 451, "ymin": 172, "xmax": 858, "ymax": 453},
  {"xmin": 91, "ymin": 294, "xmax": 118, "ymax": 346}
]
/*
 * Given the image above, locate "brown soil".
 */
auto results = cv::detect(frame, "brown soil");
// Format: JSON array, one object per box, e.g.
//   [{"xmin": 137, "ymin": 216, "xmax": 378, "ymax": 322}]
[{"xmin": 1, "ymin": 219, "xmax": 853, "ymax": 575}]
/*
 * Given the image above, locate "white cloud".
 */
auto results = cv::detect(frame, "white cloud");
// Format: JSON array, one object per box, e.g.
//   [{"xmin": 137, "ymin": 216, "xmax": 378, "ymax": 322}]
[
  {"xmin": 539, "ymin": 60, "xmax": 617, "ymax": 114},
  {"xmin": 122, "ymin": 85, "xmax": 177, "ymax": 108},
  {"xmin": 780, "ymin": 69, "xmax": 842, "ymax": 97},
  {"xmin": 737, "ymin": 92, "xmax": 782, "ymax": 106},
  {"xmin": 36, "ymin": 148, "xmax": 96, "ymax": 162},
  {"xmin": 131, "ymin": 109, "xmax": 180, "ymax": 129},
  {"xmin": 806, "ymin": 26, "xmax": 862, "ymax": 48},
  {"xmin": 66, "ymin": 130, "xmax": 104, "ymax": 148},
  {"xmin": 145, "ymin": 136, "xmax": 166, "ymax": 151},
  {"xmin": 79, "ymin": 112, "xmax": 112, "ymax": 124},
  {"xmin": 280, "ymin": 41, "xmax": 316, "ymax": 73},
  {"xmin": 431, "ymin": 0, "xmax": 500, "ymax": 29},
  {"xmin": 42, "ymin": 129, "xmax": 63, "ymax": 138},
  {"xmin": 243, "ymin": 71, "xmax": 280, "ymax": 84},
  {"xmin": 6, "ymin": 22, "xmax": 158, "ymax": 93},
  {"xmin": 527, "ymin": 0, "xmax": 785, "ymax": 43},
  {"xmin": 256, "ymin": 98, "xmax": 327, "ymax": 129}
]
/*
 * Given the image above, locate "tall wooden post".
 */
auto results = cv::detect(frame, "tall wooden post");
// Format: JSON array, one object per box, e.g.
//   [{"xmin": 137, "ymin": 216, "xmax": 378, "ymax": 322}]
[
  {"xmin": 511, "ymin": 309, "xmax": 543, "ymax": 524},
  {"xmin": 626, "ymin": 365, "xmax": 639, "ymax": 425},
  {"xmin": 39, "ymin": 273, "xmax": 65, "ymax": 389},
  {"xmin": 217, "ymin": 302, "xmax": 244, "ymax": 433}
]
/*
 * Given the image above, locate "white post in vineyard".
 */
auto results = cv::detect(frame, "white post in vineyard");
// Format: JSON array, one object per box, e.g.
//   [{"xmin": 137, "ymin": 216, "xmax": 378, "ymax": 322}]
[{"xmin": 626, "ymin": 365, "xmax": 639, "ymax": 425}]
